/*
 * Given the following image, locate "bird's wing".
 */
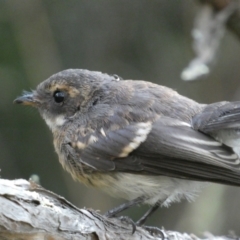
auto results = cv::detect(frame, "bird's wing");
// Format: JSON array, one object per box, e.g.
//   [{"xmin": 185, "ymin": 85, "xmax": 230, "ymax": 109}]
[
  {"xmin": 68, "ymin": 121, "xmax": 153, "ymax": 171},
  {"xmin": 128, "ymin": 117, "xmax": 240, "ymax": 186},
  {"xmin": 67, "ymin": 116, "xmax": 240, "ymax": 186},
  {"xmin": 192, "ymin": 101, "xmax": 240, "ymax": 133}
]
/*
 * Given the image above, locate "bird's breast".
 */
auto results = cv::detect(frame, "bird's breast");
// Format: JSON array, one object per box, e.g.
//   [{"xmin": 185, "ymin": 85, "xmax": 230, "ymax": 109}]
[
  {"xmin": 53, "ymin": 133, "xmax": 207, "ymax": 206},
  {"xmin": 52, "ymin": 131, "xmax": 100, "ymax": 185},
  {"xmin": 77, "ymin": 172, "xmax": 207, "ymax": 206}
]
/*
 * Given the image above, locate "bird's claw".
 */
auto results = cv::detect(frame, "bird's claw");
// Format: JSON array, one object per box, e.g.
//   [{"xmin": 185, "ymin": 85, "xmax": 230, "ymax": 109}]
[
  {"xmin": 105, "ymin": 214, "xmax": 137, "ymax": 234},
  {"xmin": 118, "ymin": 215, "xmax": 137, "ymax": 234},
  {"xmin": 142, "ymin": 226, "xmax": 165, "ymax": 239}
]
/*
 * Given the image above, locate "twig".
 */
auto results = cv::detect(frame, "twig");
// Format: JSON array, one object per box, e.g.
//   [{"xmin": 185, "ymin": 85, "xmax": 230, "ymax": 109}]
[{"xmin": 181, "ymin": 0, "xmax": 239, "ymax": 81}]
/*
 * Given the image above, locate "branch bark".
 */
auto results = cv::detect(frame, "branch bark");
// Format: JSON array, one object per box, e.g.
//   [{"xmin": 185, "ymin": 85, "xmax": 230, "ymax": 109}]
[{"xmin": 0, "ymin": 179, "xmax": 238, "ymax": 240}]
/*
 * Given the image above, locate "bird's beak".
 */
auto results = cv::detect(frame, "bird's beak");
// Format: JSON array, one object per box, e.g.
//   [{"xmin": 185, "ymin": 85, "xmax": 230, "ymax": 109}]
[{"xmin": 13, "ymin": 91, "xmax": 39, "ymax": 107}]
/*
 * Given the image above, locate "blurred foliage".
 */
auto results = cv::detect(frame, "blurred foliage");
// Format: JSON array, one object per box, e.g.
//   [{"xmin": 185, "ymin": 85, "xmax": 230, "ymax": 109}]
[{"xmin": 0, "ymin": 0, "xmax": 240, "ymax": 235}]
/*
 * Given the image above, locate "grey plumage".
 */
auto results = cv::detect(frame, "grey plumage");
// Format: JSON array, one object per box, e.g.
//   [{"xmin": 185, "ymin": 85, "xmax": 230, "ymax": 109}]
[{"xmin": 14, "ymin": 69, "xmax": 240, "ymax": 224}]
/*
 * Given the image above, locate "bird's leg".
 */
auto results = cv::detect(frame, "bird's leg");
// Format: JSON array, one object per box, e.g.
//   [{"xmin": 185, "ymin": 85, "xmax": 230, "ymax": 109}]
[
  {"xmin": 104, "ymin": 196, "xmax": 144, "ymax": 217},
  {"xmin": 136, "ymin": 203, "xmax": 159, "ymax": 226},
  {"xmin": 104, "ymin": 197, "xmax": 145, "ymax": 234},
  {"xmin": 136, "ymin": 203, "xmax": 164, "ymax": 239}
]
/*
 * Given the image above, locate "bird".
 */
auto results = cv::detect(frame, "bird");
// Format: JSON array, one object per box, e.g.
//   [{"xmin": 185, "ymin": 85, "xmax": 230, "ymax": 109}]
[{"xmin": 14, "ymin": 69, "xmax": 240, "ymax": 230}]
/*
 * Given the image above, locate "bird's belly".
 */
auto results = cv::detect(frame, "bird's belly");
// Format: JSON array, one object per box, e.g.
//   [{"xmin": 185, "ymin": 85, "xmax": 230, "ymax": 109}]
[
  {"xmin": 87, "ymin": 172, "xmax": 207, "ymax": 206},
  {"xmin": 54, "ymin": 141, "xmax": 207, "ymax": 206}
]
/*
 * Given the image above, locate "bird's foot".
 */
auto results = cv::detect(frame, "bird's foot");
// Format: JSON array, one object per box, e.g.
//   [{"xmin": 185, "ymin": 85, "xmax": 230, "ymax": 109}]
[
  {"xmin": 105, "ymin": 213, "xmax": 137, "ymax": 234},
  {"xmin": 105, "ymin": 213, "xmax": 163, "ymax": 237},
  {"xmin": 118, "ymin": 215, "xmax": 137, "ymax": 234},
  {"xmin": 142, "ymin": 226, "xmax": 165, "ymax": 239}
]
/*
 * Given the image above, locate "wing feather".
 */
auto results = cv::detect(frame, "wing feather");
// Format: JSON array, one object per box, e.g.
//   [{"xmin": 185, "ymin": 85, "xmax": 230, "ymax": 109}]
[
  {"xmin": 193, "ymin": 101, "xmax": 240, "ymax": 132},
  {"xmin": 68, "ymin": 116, "xmax": 240, "ymax": 186}
]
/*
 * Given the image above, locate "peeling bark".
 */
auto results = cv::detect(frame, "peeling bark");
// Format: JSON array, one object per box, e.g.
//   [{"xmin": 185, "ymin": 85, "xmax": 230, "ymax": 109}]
[{"xmin": 0, "ymin": 179, "xmax": 238, "ymax": 240}]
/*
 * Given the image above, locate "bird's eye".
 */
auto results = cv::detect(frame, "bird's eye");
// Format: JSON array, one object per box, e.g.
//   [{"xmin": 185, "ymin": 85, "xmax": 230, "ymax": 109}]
[{"xmin": 53, "ymin": 90, "xmax": 65, "ymax": 103}]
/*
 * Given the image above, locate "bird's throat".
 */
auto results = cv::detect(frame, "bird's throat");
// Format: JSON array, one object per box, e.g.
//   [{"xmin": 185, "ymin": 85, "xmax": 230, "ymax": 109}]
[{"xmin": 41, "ymin": 113, "xmax": 66, "ymax": 132}]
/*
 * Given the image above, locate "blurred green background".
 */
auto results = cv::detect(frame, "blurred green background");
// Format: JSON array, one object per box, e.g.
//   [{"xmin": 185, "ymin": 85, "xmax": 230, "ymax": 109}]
[{"xmin": 1, "ymin": 0, "xmax": 240, "ymax": 236}]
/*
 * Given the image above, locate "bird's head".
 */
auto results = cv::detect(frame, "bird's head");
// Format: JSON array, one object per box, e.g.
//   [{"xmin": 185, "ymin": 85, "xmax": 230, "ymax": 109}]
[{"xmin": 14, "ymin": 69, "xmax": 121, "ymax": 131}]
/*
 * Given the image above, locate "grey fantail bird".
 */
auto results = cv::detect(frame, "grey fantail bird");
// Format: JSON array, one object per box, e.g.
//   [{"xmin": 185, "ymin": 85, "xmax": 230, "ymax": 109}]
[{"xmin": 14, "ymin": 69, "xmax": 240, "ymax": 229}]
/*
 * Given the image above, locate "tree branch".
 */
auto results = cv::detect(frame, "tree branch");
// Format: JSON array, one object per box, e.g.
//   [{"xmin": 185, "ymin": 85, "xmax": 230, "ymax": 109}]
[
  {"xmin": 181, "ymin": 0, "xmax": 240, "ymax": 81},
  {"xmin": 199, "ymin": 0, "xmax": 240, "ymax": 39},
  {"xmin": 0, "ymin": 179, "xmax": 238, "ymax": 240}
]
